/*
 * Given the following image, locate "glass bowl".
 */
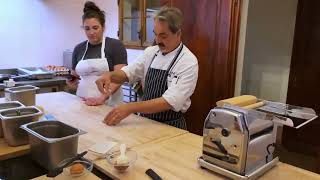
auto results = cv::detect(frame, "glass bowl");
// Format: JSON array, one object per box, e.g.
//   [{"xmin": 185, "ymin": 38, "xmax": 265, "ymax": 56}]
[
  {"xmin": 106, "ymin": 150, "xmax": 137, "ymax": 172},
  {"xmin": 58, "ymin": 159, "xmax": 93, "ymax": 178}
]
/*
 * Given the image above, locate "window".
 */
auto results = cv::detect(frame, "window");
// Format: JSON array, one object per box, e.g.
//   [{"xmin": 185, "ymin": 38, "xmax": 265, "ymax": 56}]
[{"xmin": 118, "ymin": 0, "xmax": 171, "ymax": 49}]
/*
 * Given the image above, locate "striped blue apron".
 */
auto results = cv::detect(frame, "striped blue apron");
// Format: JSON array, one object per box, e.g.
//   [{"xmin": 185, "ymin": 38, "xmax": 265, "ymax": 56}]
[{"xmin": 140, "ymin": 45, "xmax": 187, "ymax": 130}]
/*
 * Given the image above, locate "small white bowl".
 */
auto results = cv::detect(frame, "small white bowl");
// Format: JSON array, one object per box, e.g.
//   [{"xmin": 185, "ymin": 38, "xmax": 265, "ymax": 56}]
[
  {"xmin": 58, "ymin": 159, "xmax": 93, "ymax": 177},
  {"xmin": 106, "ymin": 150, "xmax": 137, "ymax": 172}
]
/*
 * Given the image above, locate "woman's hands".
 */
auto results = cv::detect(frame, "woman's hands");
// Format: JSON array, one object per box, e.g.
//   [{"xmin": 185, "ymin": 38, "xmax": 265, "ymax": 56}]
[
  {"xmin": 66, "ymin": 70, "xmax": 80, "ymax": 90},
  {"xmin": 82, "ymin": 94, "xmax": 109, "ymax": 106}
]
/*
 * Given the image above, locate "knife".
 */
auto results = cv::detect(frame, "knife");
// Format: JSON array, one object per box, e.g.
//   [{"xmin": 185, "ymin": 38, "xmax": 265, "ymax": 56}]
[{"xmin": 146, "ymin": 169, "xmax": 162, "ymax": 180}]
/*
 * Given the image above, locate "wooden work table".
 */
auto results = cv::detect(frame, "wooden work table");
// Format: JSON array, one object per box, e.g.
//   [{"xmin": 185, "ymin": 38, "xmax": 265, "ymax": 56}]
[
  {"xmin": 0, "ymin": 92, "xmax": 319, "ymax": 180},
  {"xmin": 0, "ymin": 99, "xmax": 30, "ymax": 161},
  {"xmin": 35, "ymin": 92, "xmax": 188, "ymax": 151},
  {"xmin": 95, "ymin": 133, "xmax": 320, "ymax": 180},
  {"xmin": 33, "ymin": 172, "xmax": 100, "ymax": 180},
  {"xmin": 0, "ymin": 138, "xmax": 29, "ymax": 161}
]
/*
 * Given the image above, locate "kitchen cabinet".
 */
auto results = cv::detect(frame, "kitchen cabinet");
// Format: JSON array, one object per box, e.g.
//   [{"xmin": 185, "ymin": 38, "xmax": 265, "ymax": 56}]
[
  {"xmin": 37, "ymin": 85, "xmax": 59, "ymax": 94},
  {"xmin": 0, "ymin": 77, "xmax": 67, "ymax": 98}
]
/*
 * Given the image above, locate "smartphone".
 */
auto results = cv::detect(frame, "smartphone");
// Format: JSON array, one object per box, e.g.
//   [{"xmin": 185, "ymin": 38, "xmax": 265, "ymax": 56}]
[{"xmin": 66, "ymin": 74, "xmax": 81, "ymax": 81}]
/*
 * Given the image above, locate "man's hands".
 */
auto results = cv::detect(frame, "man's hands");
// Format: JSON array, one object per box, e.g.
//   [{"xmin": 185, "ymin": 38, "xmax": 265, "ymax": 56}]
[
  {"xmin": 95, "ymin": 72, "xmax": 112, "ymax": 94},
  {"xmin": 103, "ymin": 103, "xmax": 134, "ymax": 125},
  {"xmin": 102, "ymin": 98, "xmax": 173, "ymax": 126}
]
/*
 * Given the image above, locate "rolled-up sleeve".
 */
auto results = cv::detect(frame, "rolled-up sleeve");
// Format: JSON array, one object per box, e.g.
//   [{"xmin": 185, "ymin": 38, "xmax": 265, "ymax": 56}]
[
  {"xmin": 162, "ymin": 58, "xmax": 198, "ymax": 112},
  {"xmin": 121, "ymin": 53, "xmax": 147, "ymax": 84},
  {"xmin": 121, "ymin": 46, "xmax": 155, "ymax": 84}
]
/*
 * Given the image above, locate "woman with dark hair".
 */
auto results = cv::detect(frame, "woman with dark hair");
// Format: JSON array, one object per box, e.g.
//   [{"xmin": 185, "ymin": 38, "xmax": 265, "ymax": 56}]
[{"xmin": 67, "ymin": 1, "xmax": 127, "ymax": 106}]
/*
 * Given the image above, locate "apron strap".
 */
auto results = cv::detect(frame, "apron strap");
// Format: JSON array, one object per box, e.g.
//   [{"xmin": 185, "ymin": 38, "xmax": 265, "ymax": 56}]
[
  {"xmin": 166, "ymin": 44, "xmax": 183, "ymax": 74},
  {"xmin": 148, "ymin": 44, "xmax": 184, "ymax": 73},
  {"xmin": 101, "ymin": 37, "xmax": 106, "ymax": 59},
  {"xmin": 81, "ymin": 41, "xmax": 89, "ymax": 60},
  {"xmin": 80, "ymin": 37, "xmax": 106, "ymax": 61}
]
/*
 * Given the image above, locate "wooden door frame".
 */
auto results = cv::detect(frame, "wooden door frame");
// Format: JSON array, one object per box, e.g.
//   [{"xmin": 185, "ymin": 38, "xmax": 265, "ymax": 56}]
[
  {"xmin": 212, "ymin": 0, "xmax": 242, "ymax": 101},
  {"xmin": 175, "ymin": 0, "xmax": 242, "ymax": 135},
  {"xmin": 228, "ymin": 0, "xmax": 242, "ymax": 97}
]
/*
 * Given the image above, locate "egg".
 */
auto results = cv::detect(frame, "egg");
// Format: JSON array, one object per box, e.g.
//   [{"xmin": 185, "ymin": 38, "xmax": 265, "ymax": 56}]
[{"xmin": 70, "ymin": 163, "xmax": 84, "ymax": 174}]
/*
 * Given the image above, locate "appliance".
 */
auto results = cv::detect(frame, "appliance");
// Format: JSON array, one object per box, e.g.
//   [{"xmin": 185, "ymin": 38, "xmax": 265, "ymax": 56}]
[{"xmin": 198, "ymin": 97, "xmax": 318, "ymax": 179}]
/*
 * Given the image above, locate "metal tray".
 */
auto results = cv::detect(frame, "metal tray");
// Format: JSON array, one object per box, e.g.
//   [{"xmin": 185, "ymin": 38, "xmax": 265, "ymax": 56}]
[{"xmin": 18, "ymin": 67, "xmax": 55, "ymax": 80}]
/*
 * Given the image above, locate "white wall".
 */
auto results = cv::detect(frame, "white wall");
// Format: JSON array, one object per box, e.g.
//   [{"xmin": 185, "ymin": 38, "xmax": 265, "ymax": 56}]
[
  {"xmin": 0, "ymin": 0, "xmax": 143, "ymax": 69},
  {"xmin": 237, "ymin": 0, "xmax": 298, "ymax": 102}
]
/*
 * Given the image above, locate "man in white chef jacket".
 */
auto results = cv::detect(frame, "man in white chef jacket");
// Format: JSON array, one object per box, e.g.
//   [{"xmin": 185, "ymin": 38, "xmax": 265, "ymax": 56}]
[{"xmin": 96, "ymin": 7, "xmax": 198, "ymax": 129}]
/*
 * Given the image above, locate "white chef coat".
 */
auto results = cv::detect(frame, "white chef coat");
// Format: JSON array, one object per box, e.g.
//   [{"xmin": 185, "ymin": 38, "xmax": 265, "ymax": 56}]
[{"xmin": 121, "ymin": 43, "xmax": 198, "ymax": 112}]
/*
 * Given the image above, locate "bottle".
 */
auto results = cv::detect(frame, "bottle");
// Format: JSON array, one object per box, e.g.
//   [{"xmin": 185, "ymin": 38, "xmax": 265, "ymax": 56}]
[{"xmin": 4, "ymin": 78, "xmax": 15, "ymax": 87}]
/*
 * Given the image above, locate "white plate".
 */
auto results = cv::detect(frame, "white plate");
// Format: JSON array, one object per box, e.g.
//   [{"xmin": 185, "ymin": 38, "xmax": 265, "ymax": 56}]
[{"xmin": 88, "ymin": 142, "xmax": 117, "ymax": 157}]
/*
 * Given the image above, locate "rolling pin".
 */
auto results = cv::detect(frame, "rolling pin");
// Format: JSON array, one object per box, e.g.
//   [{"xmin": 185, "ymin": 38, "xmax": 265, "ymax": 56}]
[{"xmin": 242, "ymin": 101, "xmax": 265, "ymax": 109}]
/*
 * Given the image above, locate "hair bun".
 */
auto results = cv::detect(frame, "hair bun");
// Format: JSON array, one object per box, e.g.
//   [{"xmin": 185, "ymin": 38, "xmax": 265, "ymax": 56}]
[{"xmin": 84, "ymin": 1, "xmax": 101, "ymax": 13}]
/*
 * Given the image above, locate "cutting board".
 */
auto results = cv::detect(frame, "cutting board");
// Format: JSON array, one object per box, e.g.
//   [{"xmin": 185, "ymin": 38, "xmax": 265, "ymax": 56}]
[{"xmin": 0, "ymin": 138, "xmax": 29, "ymax": 161}]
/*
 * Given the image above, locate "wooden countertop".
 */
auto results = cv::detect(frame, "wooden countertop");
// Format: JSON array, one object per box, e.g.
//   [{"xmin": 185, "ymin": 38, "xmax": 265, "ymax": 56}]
[
  {"xmin": 95, "ymin": 133, "xmax": 320, "ymax": 180},
  {"xmin": 35, "ymin": 92, "xmax": 187, "ymax": 152},
  {"xmin": 33, "ymin": 172, "xmax": 100, "ymax": 180},
  {"xmin": 94, "ymin": 133, "xmax": 221, "ymax": 180},
  {"xmin": 0, "ymin": 92, "xmax": 186, "ymax": 171},
  {"xmin": 0, "ymin": 98, "xmax": 30, "ymax": 161},
  {"xmin": 0, "ymin": 138, "xmax": 29, "ymax": 161},
  {"xmin": 1, "ymin": 92, "xmax": 319, "ymax": 179}
]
